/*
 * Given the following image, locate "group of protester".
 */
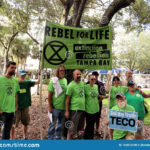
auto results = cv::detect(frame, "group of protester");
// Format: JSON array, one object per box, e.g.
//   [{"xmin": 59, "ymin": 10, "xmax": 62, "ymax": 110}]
[
  {"xmin": 47, "ymin": 65, "xmax": 150, "ymax": 140},
  {"xmin": 0, "ymin": 61, "xmax": 150, "ymax": 140}
]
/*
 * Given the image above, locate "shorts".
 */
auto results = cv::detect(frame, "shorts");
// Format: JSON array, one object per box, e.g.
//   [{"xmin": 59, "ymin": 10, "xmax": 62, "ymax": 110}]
[
  {"xmin": 136, "ymin": 120, "xmax": 144, "ymax": 135},
  {"xmin": 15, "ymin": 107, "xmax": 30, "ymax": 127},
  {"xmin": 68, "ymin": 110, "xmax": 85, "ymax": 137}
]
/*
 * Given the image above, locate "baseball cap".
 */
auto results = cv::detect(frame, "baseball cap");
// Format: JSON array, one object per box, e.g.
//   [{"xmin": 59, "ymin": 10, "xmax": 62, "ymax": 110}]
[
  {"xmin": 18, "ymin": 70, "xmax": 27, "ymax": 75},
  {"xmin": 127, "ymin": 80, "xmax": 135, "ymax": 86},
  {"xmin": 116, "ymin": 92, "xmax": 125, "ymax": 98}
]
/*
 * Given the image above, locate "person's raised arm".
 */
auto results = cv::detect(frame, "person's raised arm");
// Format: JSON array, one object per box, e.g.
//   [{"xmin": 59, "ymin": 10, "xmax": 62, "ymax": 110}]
[
  {"xmin": 138, "ymin": 89, "xmax": 150, "ymax": 98},
  {"xmin": 65, "ymin": 95, "xmax": 70, "ymax": 119},
  {"xmin": 105, "ymin": 74, "xmax": 111, "ymax": 92},
  {"xmin": 48, "ymin": 91, "xmax": 53, "ymax": 113}
]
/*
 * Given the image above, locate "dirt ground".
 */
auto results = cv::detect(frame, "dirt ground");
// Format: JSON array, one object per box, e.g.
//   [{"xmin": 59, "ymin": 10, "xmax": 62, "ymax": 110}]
[{"xmin": 13, "ymin": 85, "xmax": 150, "ymax": 140}]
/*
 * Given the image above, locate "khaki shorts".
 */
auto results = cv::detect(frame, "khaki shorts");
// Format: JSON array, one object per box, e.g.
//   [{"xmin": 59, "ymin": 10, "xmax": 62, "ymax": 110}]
[{"xmin": 15, "ymin": 107, "xmax": 30, "ymax": 127}]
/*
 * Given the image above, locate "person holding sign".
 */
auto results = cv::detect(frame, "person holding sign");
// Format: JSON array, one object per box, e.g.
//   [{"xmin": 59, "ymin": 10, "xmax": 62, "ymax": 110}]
[
  {"xmin": 84, "ymin": 75, "xmax": 99, "ymax": 139},
  {"xmin": 65, "ymin": 70, "xmax": 85, "ymax": 140},
  {"xmin": 47, "ymin": 65, "xmax": 67, "ymax": 139},
  {"xmin": 125, "ymin": 80, "xmax": 150, "ymax": 139},
  {"xmin": 106, "ymin": 93, "xmax": 135, "ymax": 140}
]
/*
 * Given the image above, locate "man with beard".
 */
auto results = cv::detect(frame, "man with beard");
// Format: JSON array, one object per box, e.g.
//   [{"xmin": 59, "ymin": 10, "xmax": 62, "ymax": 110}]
[
  {"xmin": 119, "ymin": 70, "xmax": 135, "ymax": 86},
  {"xmin": 106, "ymin": 93, "xmax": 135, "ymax": 140},
  {"xmin": 65, "ymin": 70, "xmax": 85, "ymax": 140},
  {"xmin": 0, "ymin": 61, "xmax": 20, "ymax": 139}
]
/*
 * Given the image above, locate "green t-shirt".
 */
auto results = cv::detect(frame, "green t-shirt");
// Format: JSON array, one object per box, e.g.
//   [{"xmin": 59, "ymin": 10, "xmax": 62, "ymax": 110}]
[
  {"xmin": 125, "ymin": 90, "xmax": 145, "ymax": 120},
  {"xmin": 111, "ymin": 104, "xmax": 135, "ymax": 140},
  {"xmin": 0, "ymin": 75, "xmax": 20, "ymax": 113},
  {"xmin": 17, "ymin": 80, "xmax": 35, "ymax": 109},
  {"xmin": 109, "ymin": 86, "xmax": 128, "ymax": 109},
  {"xmin": 47, "ymin": 78, "xmax": 67, "ymax": 110},
  {"xmin": 85, "ymin": 84, "xmax": 99, "ymax": 114},
  {"xmin": 66, "ymin": 81, "xmax": 85, "ymax": 111}
]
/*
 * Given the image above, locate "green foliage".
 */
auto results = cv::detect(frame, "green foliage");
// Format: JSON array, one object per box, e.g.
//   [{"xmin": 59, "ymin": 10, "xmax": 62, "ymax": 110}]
[
  {"xmin": 10, "ymin": 38, "xmax": 32, "ymax": 63},
  {"xmin": 114, "ymin": 31, "xmax": 150, "ymax": 71},
  {"xmin": 124, "ymin": 0, "xmax": 150, "ymax": 32}
]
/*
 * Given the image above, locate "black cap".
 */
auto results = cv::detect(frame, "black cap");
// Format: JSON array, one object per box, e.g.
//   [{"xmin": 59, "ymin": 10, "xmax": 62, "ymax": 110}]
[
  {"xmin": 92, "ymin": 71, "xmax": 99, "ymax": 76},
  {"xmin": 127, "ymin": 80, "xmax": 135, "ymax": 86}
]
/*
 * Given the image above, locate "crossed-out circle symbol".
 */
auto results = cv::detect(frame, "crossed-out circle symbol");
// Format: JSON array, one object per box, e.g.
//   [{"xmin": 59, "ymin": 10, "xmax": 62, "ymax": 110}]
[
  {"xmin": 43, "ymin": 41, "xmax": 68, "ymax": 65},
  {"xmin": 7, "ymin": 87, "xmax": 12, "ymax": 95}
]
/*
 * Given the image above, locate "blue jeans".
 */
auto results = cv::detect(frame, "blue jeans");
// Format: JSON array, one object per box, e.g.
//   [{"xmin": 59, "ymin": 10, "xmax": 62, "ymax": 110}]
[{"xmin": 48, "ymin": 108, "xmax": 65, "ymax": 139}]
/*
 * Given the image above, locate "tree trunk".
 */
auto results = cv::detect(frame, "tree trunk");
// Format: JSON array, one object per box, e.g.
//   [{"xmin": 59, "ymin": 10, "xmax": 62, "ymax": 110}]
[
  {"xmin": 99, "ymin": 0, "xmax": 135, "ymax": 27},
  {"xmin": 60, "ymin": 0, "xmax": 74, "ymax": 25},
  {"xmin": 72, "ymin": 0, "xmax": 87, "ymax": 27},
  {"xmin": 17, "ymin": 57, "xmax": 20, "ymax": 72},
  {"xmin": 3, "ymin": 32, "xmax": 19, "ymax": 73},
  {"xmin": 23, "ymin": 58, "xmax": 27, "ymax": 70},
  {"xmin": 0, "ymin": 0, "xmax": 3, "ymax": 7},
  {"xmin": 3, "ymin": 49, "xmax": 9, "ymax": 74},
  {"xmin": 60, "ymin": 0, "xmax": 136, "ymax": 83}
]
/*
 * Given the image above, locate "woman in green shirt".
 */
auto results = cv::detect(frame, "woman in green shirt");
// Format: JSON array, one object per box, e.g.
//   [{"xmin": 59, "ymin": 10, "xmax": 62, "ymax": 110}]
[
  {"xmin": 125, "ymin": 80, "xmax": 150, "ymax": 139},
  {"xmin": 105, "ymin": 76, "xmax": 128, "ymax": 109},
  {"xmin": 84, "ymin": 75, "xmax": 100, "ymax": 139}
]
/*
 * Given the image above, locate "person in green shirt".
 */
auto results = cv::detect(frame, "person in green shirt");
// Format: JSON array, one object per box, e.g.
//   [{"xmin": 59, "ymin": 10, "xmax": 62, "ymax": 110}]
[
  {"xmin": 65, "ymin": 70, "xmax": 85, "ymax": 140},
  {"xmin": 105, "ymin": 75, "xmax": 128, "ymax": 139},
  {"xmin": 11, "ymin": 70, "xmax": 40, "ymax": 140},
  {"xmin": 0, "ymin": 61, "xmax": 20, "ymax": 139},
  {"xmin": 125, "ymin": 80, "xmax": 150, "ymax": 139},
  {"xmin": 47, "ymin": 65, "xmax": 67, "ymax": 139},
  {"xmin": 105, "ymin": 75, "xmax": 128, "ymax": 109},
  {"xmin": 84, "ymin": 75, "xmax": 100, "ymax": 139},
  {"xmin": 106, "ymin": 93, "xmax": 136, "ymax": 140}
]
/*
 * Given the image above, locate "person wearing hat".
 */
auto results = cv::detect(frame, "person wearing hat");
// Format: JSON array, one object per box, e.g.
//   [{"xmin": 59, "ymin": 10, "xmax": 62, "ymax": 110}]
[
  {"xmin": 106, "ymin": 92, "xmax": 135, "ymax": 140},
  {"xmin": 11, "ymin": 70, "xmax": 41, "ymax": 139},
  {"xmin": 92, "ymin": 71, "xmax": 106, "ymax": 135},
  {"xmin": 125, "ymin": 80, "xmax": 150, "ymax": 139}
]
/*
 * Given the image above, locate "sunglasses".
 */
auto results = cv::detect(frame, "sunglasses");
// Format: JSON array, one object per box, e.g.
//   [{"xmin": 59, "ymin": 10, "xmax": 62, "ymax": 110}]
[
  {"xmin": 59, "ymin": 70, "xmax": 65, "ymax": 72},
  {"xmin": 129, "ymin": 85, "xmax": 134, "ymax": 87},
  {"xmin": 91, "ymin": 78, "xmax": 96, "ymax": 81}
]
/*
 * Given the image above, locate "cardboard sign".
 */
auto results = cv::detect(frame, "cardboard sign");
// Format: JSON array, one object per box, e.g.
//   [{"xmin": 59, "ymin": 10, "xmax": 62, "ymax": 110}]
[{"xmin": 108, "ymin": 110, "xmax": 138, "ymax": 132}]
